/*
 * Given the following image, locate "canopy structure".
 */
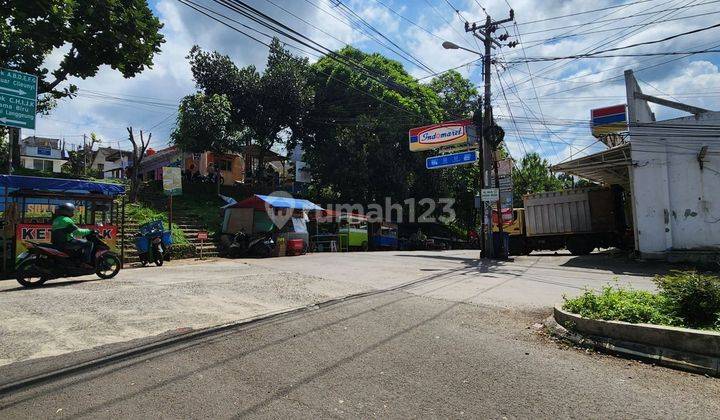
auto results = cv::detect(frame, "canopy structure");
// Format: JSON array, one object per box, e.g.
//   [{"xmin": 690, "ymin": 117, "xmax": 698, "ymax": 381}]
[
  {"xmin": 0, "ymin": 175, "xmax": 125, "ymax": 196},
  {"xmin": 308, "ymin": 209, "xmax": 367, "ymax": 222},
  {"xmin": 230, "ymin": 194, "xmax": 323, "ymax": 211},
  {"xmin": 550, "ymin": 143, "xmax": 631, "ymax": 187}
]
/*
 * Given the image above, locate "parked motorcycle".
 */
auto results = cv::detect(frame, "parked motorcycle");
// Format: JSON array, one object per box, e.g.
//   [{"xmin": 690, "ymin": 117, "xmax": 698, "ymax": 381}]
[
  {"xmin": 227, "ymin": 231, "xmax": 274, "ymax": 258},
  {"xmin": 15, "ymin": 231, "xmax": 121, "ymax": 288},
  {"xmin": 135, "ymin": 220, "xmax": 172, "ymax": 266}
]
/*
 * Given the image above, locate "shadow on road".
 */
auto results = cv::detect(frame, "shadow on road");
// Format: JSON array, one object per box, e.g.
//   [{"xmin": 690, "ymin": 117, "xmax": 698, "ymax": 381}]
[
  {"xmin": 397, "ymin": 251, "xmax": 668, "ymax": 278},
  {"xmin": 0, "ymin": 279, "xmax": 98, "ymax": 293}
]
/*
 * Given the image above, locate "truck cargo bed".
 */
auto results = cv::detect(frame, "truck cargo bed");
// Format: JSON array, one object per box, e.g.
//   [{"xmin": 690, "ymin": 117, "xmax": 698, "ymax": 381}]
[{"xmin": 523, "ymin": 188, "xmax": 615, "ymax": 237}]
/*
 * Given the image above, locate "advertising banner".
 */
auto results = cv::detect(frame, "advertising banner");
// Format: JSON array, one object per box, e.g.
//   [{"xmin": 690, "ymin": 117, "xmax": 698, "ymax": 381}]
[
  {"xmin": 409, "ymin": 119, "xmax": 473, "ymax": 152},
  {"xmin": 15, "ymin": 223, "xmax": 119, "ymax": 258},
  {"xmin": 591, "ymin": 104, "xmax": 627, "ymax": 138},
  {"xmin": 162, "ymin": 166, "xmax": 182, "ymax": 196}
]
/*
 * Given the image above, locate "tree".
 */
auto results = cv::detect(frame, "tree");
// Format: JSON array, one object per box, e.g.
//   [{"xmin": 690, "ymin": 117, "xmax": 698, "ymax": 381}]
[
  {"xmin": 62, "ymin": 132, "xmax": 102, "ymax": 177},
  {"xmin": 429, "ymin": 70, "xmax": 478, "ymax": 121},
  {"xmin": 171, "ymin": 93, "xmax": 234, "ymax": 154},
  {"xmin": 302, "ymin": 46, "xmax": 443, "ymax": 206},
  {"xmin": 186, "ymin": 38, "xmax": 313, "ymax": 178},
  {"xmin": 512, "ymin": 152, "xmax": 564, "ymax": 207},
  {"xmin": 126, "ymin": 127, "xmax": 151, "ymax": 202},
  {"xmin": 0, "ymin": 0, "xmax": 165, "ymax": 112}
]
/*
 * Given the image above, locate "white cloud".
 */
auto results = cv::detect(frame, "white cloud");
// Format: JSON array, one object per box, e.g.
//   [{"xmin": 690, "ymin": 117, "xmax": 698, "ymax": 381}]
[{"xmin": 25, "ymin": 0, "xmax": 720, "ymax": 164}]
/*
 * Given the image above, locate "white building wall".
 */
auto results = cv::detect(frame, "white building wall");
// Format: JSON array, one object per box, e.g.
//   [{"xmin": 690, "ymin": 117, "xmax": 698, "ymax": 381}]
[{"xmin": 630, "ymin": 112, "xmax": 720, "ymax": 257}]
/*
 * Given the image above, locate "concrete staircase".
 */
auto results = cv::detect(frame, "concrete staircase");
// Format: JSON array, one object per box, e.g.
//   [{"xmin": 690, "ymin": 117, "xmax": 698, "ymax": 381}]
[
  {"xmin": 118, "ymin": 218, "xmax": 141, "ymax": 265},
  {"xmin": 173, "ymin": 214, "xmax": 220, "ymax": 258}
]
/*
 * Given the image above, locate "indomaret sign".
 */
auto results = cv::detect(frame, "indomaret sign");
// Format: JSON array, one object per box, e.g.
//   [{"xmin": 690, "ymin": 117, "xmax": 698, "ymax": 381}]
[{"xmin": 409, "ymin": 119, "xmax": 473, "ymax": 152}]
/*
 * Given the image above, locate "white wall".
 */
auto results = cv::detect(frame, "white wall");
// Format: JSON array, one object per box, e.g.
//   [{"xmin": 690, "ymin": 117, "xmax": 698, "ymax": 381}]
[{"xmin": 630, "ymin": 112, "xmax": 720, "ymax": 257}]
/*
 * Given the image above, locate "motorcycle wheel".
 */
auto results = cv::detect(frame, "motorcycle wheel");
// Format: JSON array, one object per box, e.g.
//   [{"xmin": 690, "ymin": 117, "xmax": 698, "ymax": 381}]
[
  {"xmin": 96, "ymin": 254, "xmax": 121, "ymax": 279},
  {"xmin": 255, "ymin": 245, "xmax": 272, "ymax": 259},
  {"xmin": 16, "ymin": 259, "xmax": 48, "ymax": 288},
  {"xmin": 154, "ymin": 249, "xmax": 164, "ymax": 266}
]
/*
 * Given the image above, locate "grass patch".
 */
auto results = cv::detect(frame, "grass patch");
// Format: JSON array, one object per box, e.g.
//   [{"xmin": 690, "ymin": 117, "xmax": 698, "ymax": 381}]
[
  {"xmin": 171, "ymin": 190, "xmax": 225, "ymax": 235},
  {"xmin": 125, "ymin": 202, "xmax": 189, "ymax": 245},
  {"xmin": 563, "ymin": 271, "xmax": 720, "ymax": 331}
]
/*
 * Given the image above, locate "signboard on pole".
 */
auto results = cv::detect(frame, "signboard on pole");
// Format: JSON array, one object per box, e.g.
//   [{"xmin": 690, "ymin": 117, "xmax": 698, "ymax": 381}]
[
  {"xmin": 162, "ymin": 166, "xmax": 182, "ymax": 196},
  {"xmin": 0, "ymin": 68, "xmax": 38, "ymax": 129},
  {"xmin": 591, "ymin": 104, "xmax": 627, "ymax": 139},
  {"xmin": 481, "ymin": 188, "xmax": 499, "ymax": 202},
  {"xmin": 426, "ymin": 150, "xmax": 477, "ymax": 169},
  {"xmin": 409, "ymin": 119, "xmax": 473, "ymax": 152}
]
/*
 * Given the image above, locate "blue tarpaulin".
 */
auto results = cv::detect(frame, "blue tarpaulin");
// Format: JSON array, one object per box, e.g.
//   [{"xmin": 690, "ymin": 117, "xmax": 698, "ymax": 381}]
[
  {"xmin": 232, "ymin": 194, "xmax": 323, "ymax": 211},
  {"xmin": 255, "ymin": 194, "xmax": 323, "ymax": 210},
  {"xmin": 0, "ymin": 175, "xmax": 125, "ymax": 196}
]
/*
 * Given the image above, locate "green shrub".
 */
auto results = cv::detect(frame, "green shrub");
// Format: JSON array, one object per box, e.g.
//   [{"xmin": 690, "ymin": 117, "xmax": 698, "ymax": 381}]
[
  {"xmin": 125, "ymin": 203, "xmax": 189, "ymax": 245},
  {"xmin": 654, "ymin": 271, "xmax": 720, "ymax": 328},
  {"xmin": 563, "ymin": 285, "xmax": 679, "ymax": 326}
]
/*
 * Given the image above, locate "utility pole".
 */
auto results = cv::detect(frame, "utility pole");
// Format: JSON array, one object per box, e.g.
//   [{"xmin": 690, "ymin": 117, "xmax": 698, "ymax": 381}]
[
  {"xmin": 465, "ymin": 10, "xmax": 516, "ymax": 259},
  {"xmin": 83, "ymin": 133, "xmax": 87, "ymax": 176}
]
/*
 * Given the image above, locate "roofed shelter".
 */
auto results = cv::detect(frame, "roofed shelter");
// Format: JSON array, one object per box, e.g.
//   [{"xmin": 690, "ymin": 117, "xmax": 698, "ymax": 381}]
[{"xmin": 1, "ymin": 175, "xmax": 127, "ymax": 272}]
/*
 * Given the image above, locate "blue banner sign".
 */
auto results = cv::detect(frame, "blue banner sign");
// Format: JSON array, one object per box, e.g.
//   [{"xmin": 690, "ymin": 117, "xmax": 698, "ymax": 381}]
[{"xmin": 426, "ymin": 150, "xmax": 477, "ymax": 170}]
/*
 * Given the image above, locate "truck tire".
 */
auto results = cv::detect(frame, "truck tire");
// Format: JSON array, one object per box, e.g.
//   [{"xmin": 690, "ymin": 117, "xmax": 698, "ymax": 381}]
[
  {"xmin": 567, "ymin": 237, "xmax": 594, "ymax": 256},
  {"xmin": 508, "ymin": 237, "xmax": 525, "ymax": 256}
]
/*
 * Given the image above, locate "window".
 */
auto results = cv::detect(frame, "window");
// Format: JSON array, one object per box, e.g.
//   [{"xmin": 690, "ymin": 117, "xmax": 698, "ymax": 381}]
[
  {"xmin": 97, "ymin": 163, "xmax": 104, "ymax": 171},
  {"xmin": 216, "ymin": 159, "xmax": 233, "ymax": 172},
  {"xmin": 33, "ymin": 159, "xmax": 53, "ymax": 172}
]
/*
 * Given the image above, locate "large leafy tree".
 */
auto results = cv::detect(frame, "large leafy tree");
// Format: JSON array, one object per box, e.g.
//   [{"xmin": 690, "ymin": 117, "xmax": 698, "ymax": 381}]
[
  {"xmin": 171, "ymin": 93, "xmax": 234, "ymax": 154},
  {"xmin": 302, "ymin": 46, "xmax": 443, "ymax": 207},
  {"xmin": 429, "ymin": 70, "xmax": 478, "ymax": 121},
  {"xmin": 186, "ymin": 38, "xmax": 313, "ymax": 175},
  {"xmin": 0, "ymin": 0, "xmax": 165, "ymax": 112},
  {"xmin": 512, "ymin": 152, "xmax": 565, "ymax": 206}
]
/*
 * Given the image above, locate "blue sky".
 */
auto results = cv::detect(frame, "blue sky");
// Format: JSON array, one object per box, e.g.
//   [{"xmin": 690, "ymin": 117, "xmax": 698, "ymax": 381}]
[{"xmin": 29, "ymin": 0, "xmax": 720, "ymax": 164}]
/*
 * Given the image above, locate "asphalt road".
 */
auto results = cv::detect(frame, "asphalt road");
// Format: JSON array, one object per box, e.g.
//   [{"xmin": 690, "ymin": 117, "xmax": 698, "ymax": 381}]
[
  {"xmin": 1, "ymin": 290, "xmax": 717, "ymax": 419},
  {"xmin": 0, "ymin": 250, "xmax": 661, "ymax": 365}
]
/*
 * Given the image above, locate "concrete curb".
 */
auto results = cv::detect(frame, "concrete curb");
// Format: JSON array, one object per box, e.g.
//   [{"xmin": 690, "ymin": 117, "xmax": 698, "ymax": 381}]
[{"xmin": 551, "ymin": 305, "xmax": 720, "ymax": 376}]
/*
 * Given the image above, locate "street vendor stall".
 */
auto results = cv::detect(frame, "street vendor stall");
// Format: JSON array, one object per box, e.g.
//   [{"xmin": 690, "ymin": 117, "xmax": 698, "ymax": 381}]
[
  {"xmin": 221, "ymin": 194, "xmax": 322, "ymax": 256},
  {"xmin": 369, "ymin": 221, "xmax": 398, "ymax": 250},
  {"xmin": 0, "ymin": 175, "xmax": 126, "ymax": 273}
]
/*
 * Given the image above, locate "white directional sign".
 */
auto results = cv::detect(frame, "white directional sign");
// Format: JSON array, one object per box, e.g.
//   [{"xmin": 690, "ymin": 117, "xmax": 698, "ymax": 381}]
[
  {"xmin": 481, "ymin": 188, "xmax": 500, "ymax": 202},
  {"xmin": 0, "ymin": 68, "xmax": 38, "ymax": 129}
]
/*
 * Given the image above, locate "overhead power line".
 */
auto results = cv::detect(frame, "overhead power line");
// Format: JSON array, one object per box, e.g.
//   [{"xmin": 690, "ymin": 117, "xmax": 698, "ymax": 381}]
[{"xmin": 516, "ymin": 0, "xmax": 658, "ymax": 26}]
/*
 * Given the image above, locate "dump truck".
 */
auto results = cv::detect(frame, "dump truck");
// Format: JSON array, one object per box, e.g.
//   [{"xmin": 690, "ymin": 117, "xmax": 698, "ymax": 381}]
[{"xmin": 498, "ymin": 187, "xmax": 631, "ymax": 256}]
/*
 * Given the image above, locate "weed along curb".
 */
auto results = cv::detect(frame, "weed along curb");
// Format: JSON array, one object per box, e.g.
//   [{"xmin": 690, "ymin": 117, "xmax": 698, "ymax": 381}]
[{"xmin": 552, "ymin": 305, "xmax": 720, "ymax": 376}]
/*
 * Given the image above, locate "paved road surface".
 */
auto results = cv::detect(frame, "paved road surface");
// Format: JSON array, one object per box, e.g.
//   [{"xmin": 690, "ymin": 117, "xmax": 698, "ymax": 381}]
[
  {"xmin": 0, "ymin": 251, "xmax": 661, "ymax": 365},
  {"xmin": 1, "ymin": 290, "xmax": 717, "ymax": 418}
]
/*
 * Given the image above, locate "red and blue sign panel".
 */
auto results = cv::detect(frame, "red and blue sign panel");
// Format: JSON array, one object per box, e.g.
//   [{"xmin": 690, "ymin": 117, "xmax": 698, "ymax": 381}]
[{"xmin": 591, "ymin": 104, "xmax": 627, "ymax": 137}]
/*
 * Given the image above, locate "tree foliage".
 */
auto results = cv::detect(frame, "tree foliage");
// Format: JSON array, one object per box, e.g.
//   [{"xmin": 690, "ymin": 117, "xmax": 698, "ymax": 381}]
[
  {"xmin": 171, "ymin": 93, "xmax": 233, "ymax": 154},
  {"xmin": 0, "ymin": 0, "xmax": 164, "ymax": 112},
  {"xmin": 301, "ymin": 46, "xmax": 443, "ymax": 205},
  {"xmin": 429, "ymin": 70, "xmax": 478, "ymax": 121},
  {"xmin": 512, "ymin": 152, "xmax": 565, "ymax": 206},
  {"xmin": 184, "ymin": 39, "xmax": 313, "ymax": 172}
]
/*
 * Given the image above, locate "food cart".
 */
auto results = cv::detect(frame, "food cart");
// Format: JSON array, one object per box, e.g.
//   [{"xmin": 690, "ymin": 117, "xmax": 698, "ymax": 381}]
[
  {"xmin": 338, "ymin": 213, "xmax": 368, "ymax": 251},
  {"xmin": 0, "ymin": 175, "xmax": 126, "ymax": 273},
  {"xmin": 221, "ymin": 194, "xmax": 322, "ymax": 256},
  {"xmin": 368, "ymin": 221, "xmax": 398, "ymax": 250}
]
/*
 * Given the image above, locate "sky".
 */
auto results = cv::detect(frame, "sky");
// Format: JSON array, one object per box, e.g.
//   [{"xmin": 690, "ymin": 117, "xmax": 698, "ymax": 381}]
[{"xmin": 26, "ymin": 0, "xmax": 720, "ymax": 165}]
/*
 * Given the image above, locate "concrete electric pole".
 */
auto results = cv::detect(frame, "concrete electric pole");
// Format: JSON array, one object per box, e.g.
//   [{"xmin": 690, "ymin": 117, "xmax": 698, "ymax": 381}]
[{"xmin": 464, "ymin": 10, "xmax": 516, "ymax": 259}]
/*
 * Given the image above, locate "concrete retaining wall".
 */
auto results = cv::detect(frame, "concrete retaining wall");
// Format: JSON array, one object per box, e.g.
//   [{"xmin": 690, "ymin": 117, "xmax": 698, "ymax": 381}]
[{"xmin": 554, "ymin": 305, "xmax": 720, "ymax": 357}]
